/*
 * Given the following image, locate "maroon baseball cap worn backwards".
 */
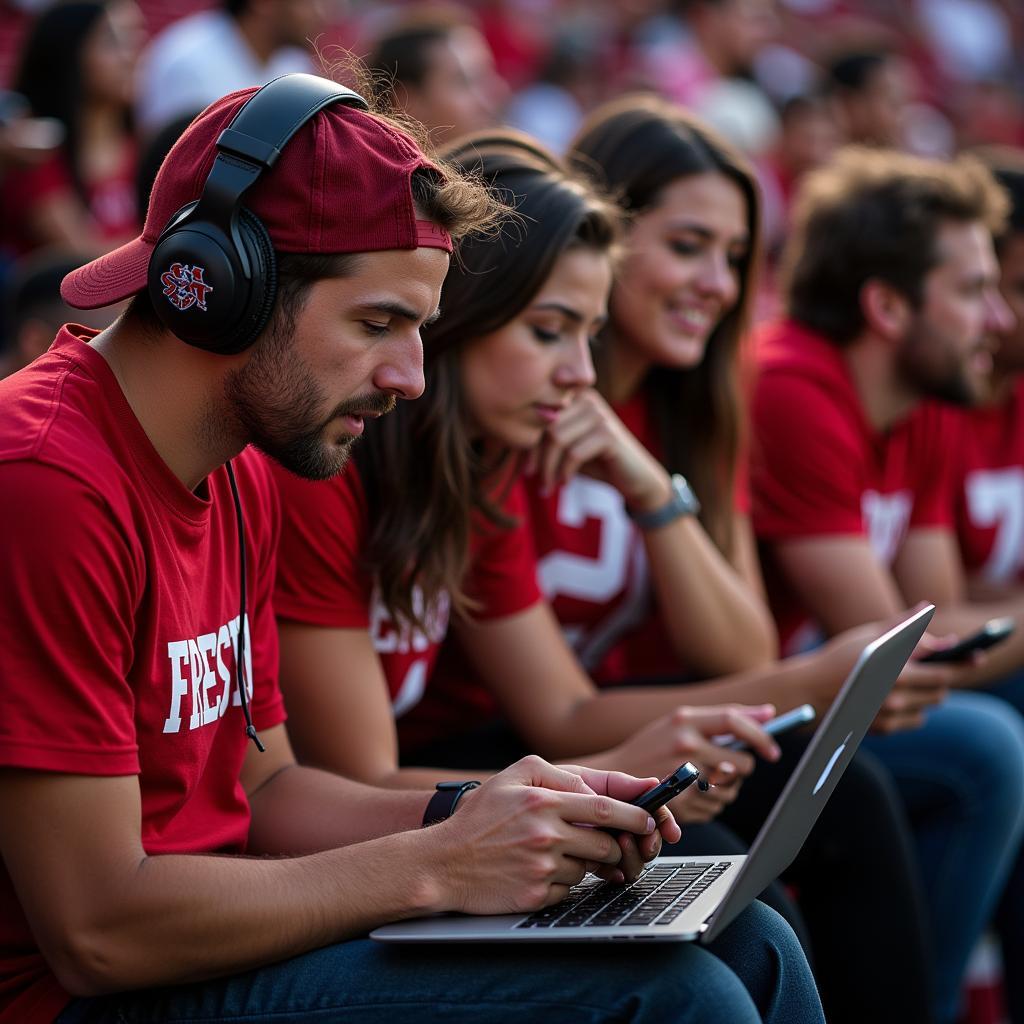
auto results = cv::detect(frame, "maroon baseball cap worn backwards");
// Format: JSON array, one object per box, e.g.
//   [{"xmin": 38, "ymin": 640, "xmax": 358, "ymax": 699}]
[{"xmin": 62, "ymin": 83, "xmax": 453, "ymax": 309}]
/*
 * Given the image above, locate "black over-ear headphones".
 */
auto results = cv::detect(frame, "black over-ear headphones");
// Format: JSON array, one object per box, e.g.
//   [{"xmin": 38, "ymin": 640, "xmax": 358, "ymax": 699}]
[{"xmin": 146, "ymin": 74, "xmax": 369, "ymax": 355}]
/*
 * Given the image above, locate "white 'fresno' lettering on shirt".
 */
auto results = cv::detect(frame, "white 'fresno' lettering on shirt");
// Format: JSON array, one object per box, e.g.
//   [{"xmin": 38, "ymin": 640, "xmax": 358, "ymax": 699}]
[{"xmin": 162, "ymin": 614, "xmax": 253, "ymax": 733}]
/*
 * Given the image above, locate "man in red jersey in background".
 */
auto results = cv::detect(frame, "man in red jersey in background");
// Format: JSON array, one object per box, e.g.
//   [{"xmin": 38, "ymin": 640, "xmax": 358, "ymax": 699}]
[
  {"xmin": 945, "ymin": 147, "xmax": 1024, "ymax": 1024},
  {"xmin": 951, "ymin": 149, "xmax": 1024, "ymax": 600},
  {"xmin": 749, "ymin": 144, "xmax": 1024, "ymax": 1024}
]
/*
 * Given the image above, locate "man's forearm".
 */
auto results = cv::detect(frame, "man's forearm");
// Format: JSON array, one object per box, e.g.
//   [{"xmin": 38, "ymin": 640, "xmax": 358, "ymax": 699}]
[
  {"xmin": 246, "ymin": 762, "xmax": 432, "ymax": 854},
  {"xmin": 51, "ymin": 829, "xmax": 443, "ymax": 997},
  {"xmin": 669, "ymin": 649, "xmax": 832, "ymax": 712}
]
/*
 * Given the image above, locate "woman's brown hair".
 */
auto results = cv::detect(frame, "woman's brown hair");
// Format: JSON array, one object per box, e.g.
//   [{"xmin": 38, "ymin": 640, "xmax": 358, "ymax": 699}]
[
  {"xmin": 354, "ymin": 131, "xmax": 620, "ymax": 628},
  {"xmin": 568, "ymin": 94, "xmax": 762, "ymax": 557}
]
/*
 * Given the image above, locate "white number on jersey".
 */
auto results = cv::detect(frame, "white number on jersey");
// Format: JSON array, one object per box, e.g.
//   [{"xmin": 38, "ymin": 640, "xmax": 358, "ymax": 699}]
[
  {"xmin": 861, "ymin": 489, "xmax": 913, "ymax": 566},
  {"xmin": 965, "ymin": 467, "xmax": 1024, "ymax": 582},
  {"xmin": 538, "ymin": 477, "xmax": 650, "ymax": 671}
]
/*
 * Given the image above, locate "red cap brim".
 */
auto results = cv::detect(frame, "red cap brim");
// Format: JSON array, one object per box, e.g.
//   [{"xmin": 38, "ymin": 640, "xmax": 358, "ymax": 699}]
[{"xmin": 61, "ymin": 235, "xmax": 155, "ymax": 309}]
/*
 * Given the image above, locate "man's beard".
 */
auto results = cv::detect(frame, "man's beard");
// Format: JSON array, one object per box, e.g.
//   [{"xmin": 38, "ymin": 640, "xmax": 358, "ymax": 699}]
[
  {"xmin": 224, "ymin": 322, "xmax": 396, "ymax": 480},
  {"xmin": 907, "ymin": 360, "xmax": 976, "ymax": 406},
  {"xmin": 897, "ymin": 321, "xmax": 979, "ymax": 407}
]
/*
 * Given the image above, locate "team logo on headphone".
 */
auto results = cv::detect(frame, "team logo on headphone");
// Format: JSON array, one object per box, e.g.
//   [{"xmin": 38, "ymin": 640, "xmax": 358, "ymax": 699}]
[{"xmin": 160, "ymin": 262, "xmax": 213, "ymax": 312}]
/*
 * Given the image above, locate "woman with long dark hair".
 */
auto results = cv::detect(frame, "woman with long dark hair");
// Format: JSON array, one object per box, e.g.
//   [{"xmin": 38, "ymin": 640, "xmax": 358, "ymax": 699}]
[{"xmin": 3, "ymin": 0, "xmax": 143, "ymax": 256}]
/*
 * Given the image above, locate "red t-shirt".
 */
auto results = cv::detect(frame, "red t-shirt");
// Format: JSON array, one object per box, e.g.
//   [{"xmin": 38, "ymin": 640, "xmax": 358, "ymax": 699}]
[
  {"xmin": 751, "ymin": 320, "xmax": 958, "ymax": 652},
  {"xmin": 0, "ymin": 326, "xmax": 285, "ymax": 1024},
  {"xmin": 525, "ymin": 391, "xmax": 750, "ymax": 684},
  {"xmin": 272, "ymin": 461, "xmax": 542, "ymax": 746},
  {"xmin": 953, "ymin": 378, "xmax": 1024, "ymax": 584}
]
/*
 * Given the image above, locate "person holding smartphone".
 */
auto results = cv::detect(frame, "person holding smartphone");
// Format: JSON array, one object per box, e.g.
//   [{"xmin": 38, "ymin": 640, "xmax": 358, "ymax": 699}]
[{"xmin": 943, "ymin": 147, "xmax": 1024, "ymax": 1023}]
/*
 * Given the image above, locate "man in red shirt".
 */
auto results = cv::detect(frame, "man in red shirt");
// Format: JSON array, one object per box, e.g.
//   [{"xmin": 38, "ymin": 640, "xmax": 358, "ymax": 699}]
[
  {"xmin": 750, "ymin": 145, "xmax": 1024, "ymax": 1024},
  {"xmin": 753, "ymin": 146, "xmax": 1024, "ymax": 669},
  {"xmin": 952, "ymin": 150, "xmax": 1024, "ymax": 597},
  {"xmin": 0, "ymin": 76, "xmax": 824, "ymax": 1024}
]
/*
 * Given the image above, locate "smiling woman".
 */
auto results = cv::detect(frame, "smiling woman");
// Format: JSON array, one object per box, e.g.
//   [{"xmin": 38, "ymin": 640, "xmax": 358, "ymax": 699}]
[{"xmin": 522, "ymin": 94, "xmax": 775, "ymax": 692}]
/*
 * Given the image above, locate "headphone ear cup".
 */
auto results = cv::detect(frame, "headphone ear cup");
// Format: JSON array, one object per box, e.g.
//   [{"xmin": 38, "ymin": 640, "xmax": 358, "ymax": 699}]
[
  {"xmin": 147, "ymin": 207, "xmax": 276, "ymax": 355},
  {"xmin": 148, "ymin": 218, "xmax": 245, "ymax": 351},
  {"xmin": 221, "ymin": 207, "xmax": 277, "ymax": 355}
]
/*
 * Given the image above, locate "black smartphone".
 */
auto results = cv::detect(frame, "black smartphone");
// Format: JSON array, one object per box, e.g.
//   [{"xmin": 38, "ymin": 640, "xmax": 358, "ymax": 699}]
[
  {"xmin": 602, "ymin": 763, "xmax": 703, "ymax": 839},
  {"xmin": 627, "ymin": 761, "xmax": 703, "ymax": 815},
  {"xmin": 919, "ymin": 617, "xmax": 1015, "ymax": 664},
  {"xmin": 716, "ymin": 703, "xmax": 817, "ymax": 752}
]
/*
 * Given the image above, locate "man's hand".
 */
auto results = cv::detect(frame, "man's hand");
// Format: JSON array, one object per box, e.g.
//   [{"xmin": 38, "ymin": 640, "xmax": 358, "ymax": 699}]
[
  {"xmin": 871, "ymin": 656, "xmax": 952, "ymax": 733},
  {"xmin": 419, "ymin": 756, "xmax": 680, "ymax": 916},
  {"xmin": 871, "ymin": 624, "xmax": 1000, "ymax": 732}
]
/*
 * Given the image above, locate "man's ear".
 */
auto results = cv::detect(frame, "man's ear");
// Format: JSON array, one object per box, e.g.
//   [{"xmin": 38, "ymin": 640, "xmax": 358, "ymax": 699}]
[{"xmin": 860, "ymin": 278, "xmax": 912, "ymax": 342}]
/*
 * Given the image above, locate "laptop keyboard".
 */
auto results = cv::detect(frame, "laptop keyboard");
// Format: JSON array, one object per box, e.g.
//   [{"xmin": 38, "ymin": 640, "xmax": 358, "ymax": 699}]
[{"xmin": 516, "ymin": 860, "xmax": 734, "ymax": 929}]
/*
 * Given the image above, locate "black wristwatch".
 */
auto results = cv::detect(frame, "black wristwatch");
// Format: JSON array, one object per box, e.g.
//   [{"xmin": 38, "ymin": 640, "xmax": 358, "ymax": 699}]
[
  {"xmin": 422, "ymin": 780, "xmax": 481, "ymax": 827},
  {"xmin": 627, "ymin": 473, "xmax": 701, "ymax": 530}
]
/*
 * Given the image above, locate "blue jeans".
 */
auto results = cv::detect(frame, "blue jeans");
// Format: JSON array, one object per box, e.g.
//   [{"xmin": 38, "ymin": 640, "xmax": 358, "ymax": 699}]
[
  {"xmin": 57, "ymin": 901, "xmax": 823, "ymax": 1024},
  {"xmin": 980, "ymin": 668, "xmax": 1024, "ymax": 1024},
  {"xmin": 864, "ymin": 689, "xmax": 1024, "ymax": 1024}
]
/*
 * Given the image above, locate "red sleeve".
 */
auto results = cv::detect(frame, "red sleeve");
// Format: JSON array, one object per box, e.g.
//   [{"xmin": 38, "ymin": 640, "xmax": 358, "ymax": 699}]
[
  {"xmin": 464, "ymin": 477, "xmax": 543, "ymax": 620},
  {"xmin": 751, "ymin": 368, "xmax": 867, "ymax": 541},
  {"xmin": 235, "ymin": 450, "xmax": 286, "ymax": 730},
  {"xmin": 0, "ymin": 462, "xmax": 141, "ymax": 774},
  {"xmin": 272, "ymin": 462, "xmax": 373, "ymax": 629}
]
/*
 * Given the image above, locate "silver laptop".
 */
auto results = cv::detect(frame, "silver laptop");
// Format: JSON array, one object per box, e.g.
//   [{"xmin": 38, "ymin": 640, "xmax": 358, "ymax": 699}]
[{"xmin": 372, "ymin": 604, "xmax": 935, "ymax": 946}]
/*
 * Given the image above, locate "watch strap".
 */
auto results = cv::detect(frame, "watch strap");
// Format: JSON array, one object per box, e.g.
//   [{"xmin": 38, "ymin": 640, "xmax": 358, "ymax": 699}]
[
  {"xmin": 628, "ymin": 473, "xmax": 700, "ymax": 530},
  {"xmin": 422, "ymin": 780, "xmax": 481, "ymax": 827}
]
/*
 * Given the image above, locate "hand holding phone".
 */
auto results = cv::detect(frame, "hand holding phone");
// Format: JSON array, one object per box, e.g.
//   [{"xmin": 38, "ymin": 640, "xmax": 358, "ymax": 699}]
[
  {"xmin": 919, "ymin": 618, "xmax": 1015, "ymax": 664},
  {"xmin": 715, "ymin": 704, "xmax": 816, "ymax": 753}
]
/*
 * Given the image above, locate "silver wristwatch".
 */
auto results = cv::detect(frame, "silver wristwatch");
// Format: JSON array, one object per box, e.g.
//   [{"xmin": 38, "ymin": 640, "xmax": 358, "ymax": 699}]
[{"xmin": 628, "ymin": 473, "xmax": 701, "ymax": 530}]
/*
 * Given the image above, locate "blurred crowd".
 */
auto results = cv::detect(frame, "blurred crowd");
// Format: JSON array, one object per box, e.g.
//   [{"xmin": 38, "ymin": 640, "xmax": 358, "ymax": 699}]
[
  {"xmin": 3, "ymin": 3, "xmax": 1024, "ymax": 1021},
  {"xmin": 2, "ymin": 0, "xmax": 1024, "ymax": 376}
]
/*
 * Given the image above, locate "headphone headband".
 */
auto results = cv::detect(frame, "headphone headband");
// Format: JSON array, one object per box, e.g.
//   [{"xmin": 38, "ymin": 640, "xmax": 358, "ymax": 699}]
[
  {"xmin": 193, "ymin": 75, "xmax": 370, "ymax": 229},
  {"xmin": 216, "ymin": 74, "xmax": 369, "ymax": 172}
]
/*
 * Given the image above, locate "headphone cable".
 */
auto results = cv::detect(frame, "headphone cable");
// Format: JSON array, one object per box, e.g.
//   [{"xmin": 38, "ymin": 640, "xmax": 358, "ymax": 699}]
[{"xmin": 226, "ymin": 460, "xmax": 265, "ymax": 752}]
